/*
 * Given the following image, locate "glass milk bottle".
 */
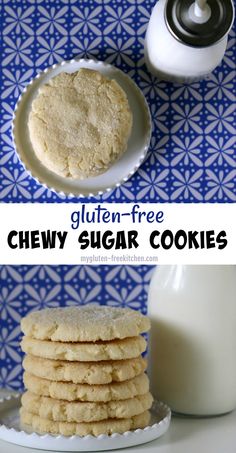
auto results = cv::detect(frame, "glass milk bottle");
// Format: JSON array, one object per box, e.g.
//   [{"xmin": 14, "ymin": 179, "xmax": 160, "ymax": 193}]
[
  {"xmin": 148, "ymin": 265, "xmax": 236, "ymax": 415},
  {"xmin": 145, "ymin": 0, "xmax": 235, "ymax": 83}
]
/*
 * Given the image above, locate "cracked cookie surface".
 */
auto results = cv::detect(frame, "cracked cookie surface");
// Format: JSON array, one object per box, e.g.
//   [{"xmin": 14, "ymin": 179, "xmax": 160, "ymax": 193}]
[
  {"xmin": 28, "ymin": 68, "xmax": 133, "ymax": 178},
  {"xmin": 21, "ymin": 335, "xmax": 147, "ymax": 362},
  {"xmin": 20, "ymin": 409, "xmax": 151, "ymax": 436},
  {"xmin": 22, "ymin": 354, "xmax": 147, "ymax": 385},
  {"xmin": 21, "ymin": 306, "xmax": 150, "ymax": 342},
  {"xmin": 21, "ymin": 391, "xmax": 153, "ymax": 422},
  {"xmin": 23, "ymin": 371, "xmax": 149, "ymax": 402}
]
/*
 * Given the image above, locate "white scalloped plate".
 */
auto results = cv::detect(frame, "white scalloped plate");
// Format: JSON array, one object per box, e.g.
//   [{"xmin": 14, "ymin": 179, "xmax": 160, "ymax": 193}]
[
  {"xmin": 0, "ymin": 394, "xmax": 171, "ymax": 451},
  {"xmin": 12, "ymin": 59, "xmax": 152, "ymax": 198}
]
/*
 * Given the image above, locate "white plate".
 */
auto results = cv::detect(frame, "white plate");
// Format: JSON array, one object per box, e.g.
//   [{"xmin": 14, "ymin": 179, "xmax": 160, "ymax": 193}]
[
  {"xmin": 0, "ymin": 394, "xmax": 171, "ymax": 451},
  {"xmin": 12, "ymin": 59, "xmax": 152, "ymax": 198}
]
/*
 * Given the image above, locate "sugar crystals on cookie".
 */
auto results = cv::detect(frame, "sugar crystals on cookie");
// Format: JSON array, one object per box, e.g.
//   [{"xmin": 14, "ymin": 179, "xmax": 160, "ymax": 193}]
[{"xmin": 28, "ymin": 69, "xmax": 133, "ymax": 179}]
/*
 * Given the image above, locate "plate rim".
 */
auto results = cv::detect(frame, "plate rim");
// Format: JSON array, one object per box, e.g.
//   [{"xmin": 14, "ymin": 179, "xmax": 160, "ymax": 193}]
[
  {"xmin": 12, "ymin": 58, "xmax": 152, "ymax": 198},
  {"xmin": 0, "ymin": 393, "xmax": 171, "ymax": 442}
]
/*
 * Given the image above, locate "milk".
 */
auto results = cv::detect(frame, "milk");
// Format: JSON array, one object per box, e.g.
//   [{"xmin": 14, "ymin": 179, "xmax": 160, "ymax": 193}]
[
  {"xmin": 145, "ymin": 0, "xmax": 233, "ymax": 83},
  {"xmin": 148, "ymin": 265, "xmax": 236, "ymax": 415}
]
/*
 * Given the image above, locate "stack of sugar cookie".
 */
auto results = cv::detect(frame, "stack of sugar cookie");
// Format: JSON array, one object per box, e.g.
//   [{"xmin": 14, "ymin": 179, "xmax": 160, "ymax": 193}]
[{"xmin": 20, "ymin": 306, "xmax": 153, "ymax": 436}]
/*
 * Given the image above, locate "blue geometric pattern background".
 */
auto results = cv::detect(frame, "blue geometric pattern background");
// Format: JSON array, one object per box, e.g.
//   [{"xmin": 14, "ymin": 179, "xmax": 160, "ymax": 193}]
[
  {"xmin": 0, "ymin": 0, "xmax": 235, "ymax": 203},
  {"xmin": 0, "ymin": 265, "xmax": 154, "ymax": 391}
]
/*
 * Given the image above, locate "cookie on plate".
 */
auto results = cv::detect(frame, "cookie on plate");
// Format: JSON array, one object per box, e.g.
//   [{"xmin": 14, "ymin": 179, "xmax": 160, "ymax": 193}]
[
  {"xmin": 21, "ymin": 391, "xmax": 153, "ymax": 423},
  {"xmin": 28, "ymin": 69, "xmax": 133, "ymax": 179},
  {"xmin": 20, "ymin": 409, "xmax": 151, "ymax": 436}
]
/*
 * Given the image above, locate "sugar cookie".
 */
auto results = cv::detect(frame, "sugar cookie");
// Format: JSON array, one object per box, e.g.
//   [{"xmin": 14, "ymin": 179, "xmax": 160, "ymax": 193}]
[
  {"xmin": 20, "ymin": 409, "xmax": 151, "ymax": 436},
  {"xmin": 28, "ymin": 69, "xmax": 133, "ymax": 179},
  {"xmin": 23, "ymin": 354, "xmax": 147, "ymax": 385},
  {"xmin": 21, "ymin": 306, "xmax": 150, "ymax": 342}
]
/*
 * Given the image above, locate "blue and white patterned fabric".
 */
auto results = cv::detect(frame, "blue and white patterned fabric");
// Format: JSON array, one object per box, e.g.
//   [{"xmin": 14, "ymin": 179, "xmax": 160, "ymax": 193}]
[
  {"xmin": 0, "ymin": 265, "xmax": 154, "ymax": 390},
  {"xmin": 0, "ymin": 0, "xmax": 235, "ymax": 202}
]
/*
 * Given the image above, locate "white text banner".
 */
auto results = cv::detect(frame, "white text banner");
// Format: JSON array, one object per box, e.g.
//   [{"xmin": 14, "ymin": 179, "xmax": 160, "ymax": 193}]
[{"xmin": 0, "ymin": 203, "xmax": 235, "ymax": 264}]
